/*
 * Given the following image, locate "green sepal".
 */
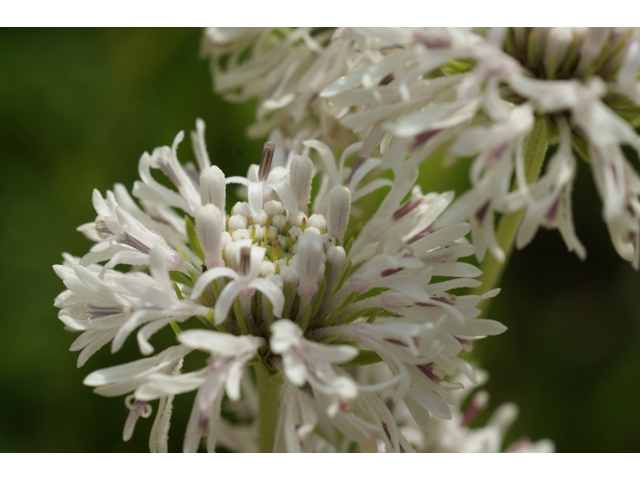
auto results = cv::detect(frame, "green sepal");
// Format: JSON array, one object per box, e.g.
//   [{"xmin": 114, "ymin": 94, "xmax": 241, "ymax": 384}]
[
  {"xmin": 176, "ymin": 245, "xmax": 193, "ymax": 267},
  {"xmin": 171, "ymin": 281, "xmax": 185, "ymax": 300},
  {"xmin": 234, "ymin": 299, "xmax": 249, "ymax": 335},
  {"xmin": 318, "ymin": 333, "xmax": 338, "ymax": 344},
  {"xmin": 343, "ymin": 236, "xmax": 354, "ymax": 257},
  {"xmin": 169, "ymin": 321, "xmax": 183, "ymax": 337},
  {"xmin": 333, "ymin": 261, "xmax": 352, "ymax": 295},
  {"xmin": 299, "ymin": 304, "xmax": 312, "ymax": 333},
  {"xmin": 366, "ymin": 309, "xmax": 384, "ymax": 324},
  {"xmin": 169, "ymin": 271, "xmax": 193, "ymax": 287},
  {"xmin": 310, "ymin": 278, "xmax": 327, "ymax": 321},
  {"xmin": 266, "ymin": 300, "xmax": 274, "ymax": 328},
  {"xmin": 327, "ymin": 291, "xmax": 358, "ymax": 325},
  {"xmin": 206, "ymin": 310, "xmax": 228, "ymax": 332},
  {"xmin": 185, "ymin": 215, "xmax": 205, "ymax": 262},
  {"xmin": 340, "ymin": 307, "xmax": 383, "ymax": 326},
  {"xmin": 572, "ymin": 135, "xmax": 591, "ymax": 164},
  {"xmin": 283, "ymin": 283, "xmax": 294, "ymax": 319}
]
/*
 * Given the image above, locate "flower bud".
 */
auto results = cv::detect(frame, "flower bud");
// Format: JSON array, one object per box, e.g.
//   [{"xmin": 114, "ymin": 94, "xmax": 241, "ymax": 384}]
[
  {"xmin": 289, "ymin": 155, "xmax": 314, "ymax": 213},
  {"xmin": 199, "ymin": 165, "xmax": 226, "ymax": 211},
  {"xmin": 580, "ymin": 27, "xmax": 609, "ymax": 62},
  {"xmin": 297, "ymin": 234, "xmax": 325, "ymax": 297},
  {"xmin": 326, "ymin": 245, "xmax": 346, "ymax": 292},
  {"xmin": 327, "ymin": 185, "xmax": 351, "ymax": 244},
  {"xmin": 545, "ymin": 28, "xmax": 572, "ymax": 74},
  {"xmin": 196, "ymin": 204, "xmax": 225, "ymax": 270}
]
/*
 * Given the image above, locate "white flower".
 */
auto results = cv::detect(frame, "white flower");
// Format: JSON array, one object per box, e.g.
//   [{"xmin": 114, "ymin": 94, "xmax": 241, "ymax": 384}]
[
  {"xmin": 271, "ymin": 319, "xmax": 358, "ymax": 416},
  {"xmin": 226, "ymin": 141, "xmax": 299, "ymax": 218},
  {"xmin": 53, "ymin": 251, "xmax": 205, "ymax": 362},
  {"xmin": 133, "ymin": 131, "xmax": 202, "ymax": 216},
  {"xmin": 191, "ymin": 241, "xmax": 284, "ymax": 325},
  {"xmin": 80, "ymin": 192, "xmax": 187, "ymax": 276},
  {"xmin": 110, "ymin": 248, "xmax": 209, "ymax": 355},
  {"xmin": 53, "ymin": 116, "xmax": 526, "ymax": 453},
  {"xmin": 316, "ymin": 27, "xmax": 640, "ymax": 266},
  {"xmin": 203, "ymin": 28, "xmax": 354, "ymax": 148},
  {"xmin": 83, "ymin": 345, "xmax": 190, "ymax": 452},
  {"xmin": 135, "ymin": 330, "xmax": 263, "ymax": 453}
]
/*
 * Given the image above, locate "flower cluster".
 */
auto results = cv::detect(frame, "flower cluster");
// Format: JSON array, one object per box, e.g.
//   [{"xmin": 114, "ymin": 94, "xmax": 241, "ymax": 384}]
[
  {"xmin": 202, "ymin": 28, "xmax": 356, "ymax": 154},
  {"xmin": 54, "ymin": 119, "xmax": 517, "ymax": 452},
  {"xmin": 207, "ymin": 27, "xmax": 640, "ymax": 267}
]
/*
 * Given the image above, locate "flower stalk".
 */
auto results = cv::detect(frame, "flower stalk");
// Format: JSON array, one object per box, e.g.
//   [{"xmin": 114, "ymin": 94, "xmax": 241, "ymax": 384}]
[
  {"xmin": 255, "ymin": 363, "xmax": 280, "ymax": 453},
  {"xmin": 472, "ymin": 117, "xmax": 549, "ymax": 311},
  {"xmin": 472, "ymin": 116, "xmax": 549, "ymax": 304}
]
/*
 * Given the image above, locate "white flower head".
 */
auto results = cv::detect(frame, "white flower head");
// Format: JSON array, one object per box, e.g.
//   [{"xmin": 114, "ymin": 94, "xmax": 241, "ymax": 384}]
[{"xmin": 53, "ymin": 105, "xmax": 529, "ymax": 452}]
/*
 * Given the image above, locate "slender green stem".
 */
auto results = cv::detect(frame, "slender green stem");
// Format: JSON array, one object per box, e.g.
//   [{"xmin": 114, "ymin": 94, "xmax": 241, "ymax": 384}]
[
  {"xmin": 255, "ymin": 363, "xmax": 280, "ymax": 453},
  {"xmin": 233, "ymin": 299, "xmax": 249, "ymax": 335},
  {"xmin": 472, "ymin": 116, "xmax": 549, "ymax": 304}
]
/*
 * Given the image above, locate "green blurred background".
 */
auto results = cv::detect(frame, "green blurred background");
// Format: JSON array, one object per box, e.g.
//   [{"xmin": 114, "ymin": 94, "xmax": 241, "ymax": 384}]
[{"xmin": 1, "ymin": 28, "xmax": 638, "ymax": 452}]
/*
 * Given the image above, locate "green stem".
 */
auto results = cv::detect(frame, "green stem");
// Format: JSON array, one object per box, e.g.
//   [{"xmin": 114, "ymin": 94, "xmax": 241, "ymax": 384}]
[
  {"xmin": 255, "ymin": 363, "xmax": 280, "ymax": 453},
  {"xmin": 472, "ymin": 116, "xmax": 548, "ymax": 304}
]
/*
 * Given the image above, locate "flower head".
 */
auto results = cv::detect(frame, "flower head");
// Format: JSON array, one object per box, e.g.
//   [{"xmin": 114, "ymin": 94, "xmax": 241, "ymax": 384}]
[{"xmin": 54, "ymin": 54, "xmax": 555, "ymax": 451}]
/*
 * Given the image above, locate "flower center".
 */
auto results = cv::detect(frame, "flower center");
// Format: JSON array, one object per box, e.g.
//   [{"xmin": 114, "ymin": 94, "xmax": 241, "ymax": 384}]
[{"xmin": 504, "ymin": 28, "xmax": 632, "ymax": 82}]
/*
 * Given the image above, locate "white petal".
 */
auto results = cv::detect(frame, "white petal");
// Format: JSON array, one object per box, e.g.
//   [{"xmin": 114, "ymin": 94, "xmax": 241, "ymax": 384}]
[
  {"xmin": 213, "ymin": 280, "xmax": 245, "ymax": 325},
  {"xmin": 191, "ymin": 267, "xmax": 238, "ymax": 299},
  {"xmin": 251, "ymin": 278, "xmax": 285, "ymax": 317}
]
